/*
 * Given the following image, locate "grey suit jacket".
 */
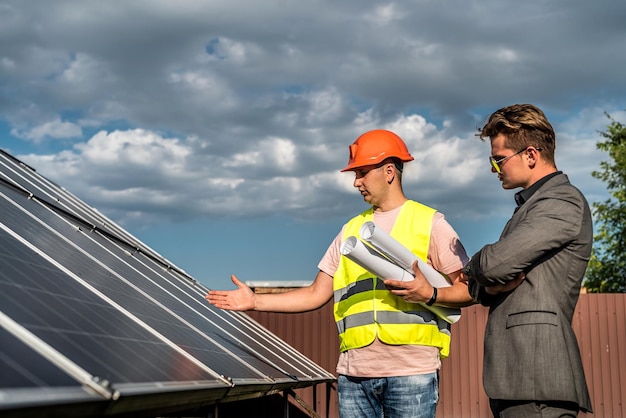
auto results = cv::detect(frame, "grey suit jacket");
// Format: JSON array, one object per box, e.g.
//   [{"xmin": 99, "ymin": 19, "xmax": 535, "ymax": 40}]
[{"xmin": 464, "ymin": 173, "xmax": 593, "ymax": 412}]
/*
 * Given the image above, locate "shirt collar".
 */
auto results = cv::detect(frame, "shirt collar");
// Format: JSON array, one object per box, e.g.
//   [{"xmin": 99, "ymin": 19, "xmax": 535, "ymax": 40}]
[{"xmin": 514, "ymin": 171, "xmax": 561, "ymax": 207}]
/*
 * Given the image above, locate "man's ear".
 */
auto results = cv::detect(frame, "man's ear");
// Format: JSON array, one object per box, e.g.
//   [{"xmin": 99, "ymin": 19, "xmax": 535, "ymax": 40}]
[
  {"xmin": 386, "ymin": 163, "xmax": 396, "ymax": 184},
  {"xmin": 527, "ymin": 147, "xmax": 540, "ymax": 168}
]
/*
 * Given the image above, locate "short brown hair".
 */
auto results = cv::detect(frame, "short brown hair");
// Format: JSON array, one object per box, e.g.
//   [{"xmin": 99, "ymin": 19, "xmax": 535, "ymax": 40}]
[{"xmin": 478, "ymin": 104, "xmax": 556, "ymax": 165}]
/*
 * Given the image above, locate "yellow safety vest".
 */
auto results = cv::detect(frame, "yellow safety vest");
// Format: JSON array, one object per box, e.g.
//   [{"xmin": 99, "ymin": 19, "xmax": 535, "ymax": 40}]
[{"xmin": 333, "ymin": 200, "xmax": 452, "ymax": 357}]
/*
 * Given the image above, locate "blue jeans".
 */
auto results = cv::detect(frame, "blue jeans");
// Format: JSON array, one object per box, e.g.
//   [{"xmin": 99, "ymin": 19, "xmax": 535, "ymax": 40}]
[{"xmin": 337, "ymin": 373, "xmax": 439, "ymax": 418}]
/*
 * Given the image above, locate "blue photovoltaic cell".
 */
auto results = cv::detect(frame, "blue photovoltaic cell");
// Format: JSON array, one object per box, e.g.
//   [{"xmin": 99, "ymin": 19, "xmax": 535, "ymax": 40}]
[
  {"xmin": 0, "ymin": 186, "xmax": 313, "ymax": 381},
  {"xmin": 0, "ymin": 150, "xmax": 335, "ymax": 416},
  {"xmin": 0, "ymin": 326, "xmax": 81, "ymax": 389},
  {"xmin": 0, "ymin": 230, "xmax": 225, "ymax": 385}
]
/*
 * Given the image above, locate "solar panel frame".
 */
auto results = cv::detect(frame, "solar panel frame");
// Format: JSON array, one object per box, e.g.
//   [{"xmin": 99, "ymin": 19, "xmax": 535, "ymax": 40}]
[
  {"xmin": 0, "ymin": 149, "xmax": 335, "ymax": 417},
  {"xmin": 0, "ymin": 184, "xmax": 327, "ymax": 383},
  {"xmin": 0, "ymin": 151, "xmax": 334, "ymax": 380}
]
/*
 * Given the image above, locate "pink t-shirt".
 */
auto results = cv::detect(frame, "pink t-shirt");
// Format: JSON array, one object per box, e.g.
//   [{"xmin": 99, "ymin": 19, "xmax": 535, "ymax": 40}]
[{"xmin": 317, "ymin": 203, "xmax": 468, "ymax": 377}]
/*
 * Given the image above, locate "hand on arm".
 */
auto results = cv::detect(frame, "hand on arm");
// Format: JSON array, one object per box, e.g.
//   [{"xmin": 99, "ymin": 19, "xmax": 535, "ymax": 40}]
[{"xmin": 383, "ymin": 261, "xmax": 474, "ymax": 307}]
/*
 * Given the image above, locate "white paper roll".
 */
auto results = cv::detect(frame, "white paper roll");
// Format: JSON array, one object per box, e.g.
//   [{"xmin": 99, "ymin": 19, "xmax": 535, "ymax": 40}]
[
  {"xmin": 340, "ymin": 236, "xmax": 414, "ymax": 282},
  {"xmin": 340, "ymin": 236, "xmax": 461, "ymax": 324},
  {"xmin": 360, "ymin": 221, "xmax": 452, "ymax": 288}
]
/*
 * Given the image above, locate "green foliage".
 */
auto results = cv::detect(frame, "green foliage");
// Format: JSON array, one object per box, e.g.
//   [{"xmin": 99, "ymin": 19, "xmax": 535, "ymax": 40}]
[{"xmin": 584, "ymin": 113, "xmax": 626, "ymax": 292}]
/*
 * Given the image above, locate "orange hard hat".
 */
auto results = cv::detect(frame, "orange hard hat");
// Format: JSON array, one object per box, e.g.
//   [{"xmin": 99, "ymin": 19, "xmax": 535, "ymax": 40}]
[{"xmin": 340, "ymin": 129, "xmax": 414, "ymax": 172}]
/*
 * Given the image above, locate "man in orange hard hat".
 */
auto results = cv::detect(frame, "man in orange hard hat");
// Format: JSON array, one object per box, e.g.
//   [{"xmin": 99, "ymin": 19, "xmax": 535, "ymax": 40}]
[{"xmin": 207, "ymin": 129, "xmax": 473, "ymax": 418}]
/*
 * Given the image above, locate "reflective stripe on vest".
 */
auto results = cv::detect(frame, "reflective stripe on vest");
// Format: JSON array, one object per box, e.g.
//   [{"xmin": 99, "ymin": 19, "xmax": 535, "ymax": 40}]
[{"xmin": 333, "ymin": 200, "xmax": 452, "ymax": 357}]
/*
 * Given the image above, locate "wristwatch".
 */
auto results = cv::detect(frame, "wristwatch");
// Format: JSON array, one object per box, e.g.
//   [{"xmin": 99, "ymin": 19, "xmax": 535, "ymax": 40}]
[{"xmin": 426, "ymin": 287, "xmax": 438, "ymax": 306}]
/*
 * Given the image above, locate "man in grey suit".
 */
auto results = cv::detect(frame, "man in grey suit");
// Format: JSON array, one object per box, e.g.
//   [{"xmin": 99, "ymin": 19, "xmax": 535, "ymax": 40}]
[{"xmin": 463, "ymin": 104, "xmax": 593, "ymax": 418}]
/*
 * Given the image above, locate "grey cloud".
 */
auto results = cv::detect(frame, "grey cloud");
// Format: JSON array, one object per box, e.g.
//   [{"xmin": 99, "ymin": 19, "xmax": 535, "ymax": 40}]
[{"xmin": 2, "ymin": 0, "xmax": 625, "ymax": 231}]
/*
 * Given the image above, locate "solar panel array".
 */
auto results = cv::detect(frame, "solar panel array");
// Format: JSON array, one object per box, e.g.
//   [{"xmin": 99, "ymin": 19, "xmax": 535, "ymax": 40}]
[{"xmin": 0, "ymin": 149, "xmax": 335, "ymax": 417}]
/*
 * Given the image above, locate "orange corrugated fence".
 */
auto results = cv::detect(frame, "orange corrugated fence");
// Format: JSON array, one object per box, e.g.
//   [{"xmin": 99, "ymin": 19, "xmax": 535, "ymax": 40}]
[{"xmin": 248, "ymin": 293, "xmax": 626, "ymax": 418}]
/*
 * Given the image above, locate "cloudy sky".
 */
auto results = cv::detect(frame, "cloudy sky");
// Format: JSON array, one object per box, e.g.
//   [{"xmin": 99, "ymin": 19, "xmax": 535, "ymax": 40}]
[{"xmin": 1, "ymin": 0, "xmax": 625, "ymax": 290}]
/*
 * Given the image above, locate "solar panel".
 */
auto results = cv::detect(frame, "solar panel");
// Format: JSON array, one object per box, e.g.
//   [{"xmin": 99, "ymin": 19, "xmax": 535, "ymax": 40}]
[{"xmin": 0, "ymin": 149, "xmax": 335, "ymax": 417}]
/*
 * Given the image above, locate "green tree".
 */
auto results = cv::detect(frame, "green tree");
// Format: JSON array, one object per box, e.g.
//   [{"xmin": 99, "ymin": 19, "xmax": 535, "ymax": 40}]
[{"xmin": 584, "ymin": 113, "xmax": 626, "ymax": 292}]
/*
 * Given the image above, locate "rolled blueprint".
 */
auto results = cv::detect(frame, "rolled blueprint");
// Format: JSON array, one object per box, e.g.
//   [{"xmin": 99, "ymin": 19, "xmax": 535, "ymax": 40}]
[
  {"xmin": 340, "ymin": 236, "xmax": 414, "ymax": 282},
  {"xmin": 360, "ymin": 221, "xmax": 452, "ymax": 288},
  {"xmin": 340, "ymin": 236, "xmax": 461, "ymax": 324}
]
